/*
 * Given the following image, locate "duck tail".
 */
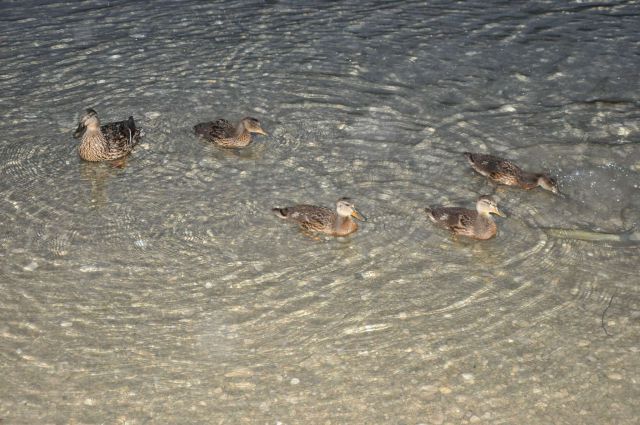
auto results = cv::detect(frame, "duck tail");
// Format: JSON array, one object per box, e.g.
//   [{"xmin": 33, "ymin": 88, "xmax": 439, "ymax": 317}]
[
  {"xmin": 424, "ymin": 207, "xmax": 436, "ymax": 221},
  {"xmin": 272, "ymin": 207, "xmax": 289, "ymax": 219},
  {"xmin": 194, "ymin": 123, "xmax": 207, "ymax": 136},
  {"xmin": 126, "ymin": 116, "xmax": 143, "ymax": 142},
  {"xmin": 463, "ymin": 152, "xmax": 474, "ymax": 162}
]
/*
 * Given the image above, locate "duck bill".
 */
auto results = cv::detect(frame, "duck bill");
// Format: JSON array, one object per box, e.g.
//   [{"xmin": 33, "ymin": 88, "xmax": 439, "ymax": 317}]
[
  {"xmin": 255, "ymin": 128, "xmax": 268, "ymax": 136},
  {"xmin": 494, "ymin": 208, "xmax": 507, "ymax": 218},
  {"xmin": 351, "ymin": 210, "xmax": 366, "ymax": 221},
  {"xmin": 73, "ymin": 123, "xmax": 85, "ymax": 138}
]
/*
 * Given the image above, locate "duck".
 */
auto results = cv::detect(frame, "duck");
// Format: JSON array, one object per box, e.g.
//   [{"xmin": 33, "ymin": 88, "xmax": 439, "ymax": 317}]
[
  {"xmin": 272, "ymin": 198, "xmax": 366, "ymax": 237},
  {"xmin": 464, "ymin": 152, "xmax": 559, "ymax": 194},
  {"xmin": 73, "ymin": 108, "xmax": 142, "ymax": 162},
  {"xmin": 425, "ymin": 195, "xmax": 506, "ymax": 240},
  {"xmin": 194, "ymin": 116, "xmax": 267, "ymax": 148}
]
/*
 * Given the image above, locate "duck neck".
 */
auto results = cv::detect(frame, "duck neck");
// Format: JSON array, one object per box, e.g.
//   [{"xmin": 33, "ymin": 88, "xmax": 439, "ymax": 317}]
[
  {"xmin": 82, "ymin": 124, "xmax": 103, "ymax": 142},
  {"xmin": 474, "ymin": 211, "xmax": 497, "ymax": 239},
  {"xmin": 477, "ymin": 211, "xmax": 493, "ymax": 221},
  {"xmin": 232, "ymin": 121, "xmax": 251, "ymax": 145},
  {"xmin": 234, "ymin": 121, "xmax": 247, "ymax": 137},
  {"xmin": 476, "ymin": 211, "xmax": 496, "ymax": 230},
  {"xmin": 335, "ymin": 214, "xmax": 356, "ymax": 234},
  {"xmin": 520, "ymin": 172, "xmax": 541, "ymax": 189}
]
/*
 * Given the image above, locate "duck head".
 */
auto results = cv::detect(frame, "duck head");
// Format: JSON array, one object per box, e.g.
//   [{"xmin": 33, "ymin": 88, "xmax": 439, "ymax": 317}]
[
  {"xmin": 74, "ymin": 108, "xmax": 100, "ymax": 137},
  {"xmin": 336, "ymin": 197, "xmax": 366, "ymax": 221}
]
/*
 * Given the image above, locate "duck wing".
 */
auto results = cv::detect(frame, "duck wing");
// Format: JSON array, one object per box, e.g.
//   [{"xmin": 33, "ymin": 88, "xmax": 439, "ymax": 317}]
[
  {"xmin": 467, "ymin": 153, "xmax": 505, "ymax": 172},
  {"xmin": 101, "ymin": 116, "xmax": 140, "ymax": 153},
  {"xmin": 194, "ymin": 118, "xmax": 235, "ymax": 141},
  {"xmin": 466, "ymin": 152, "xmax": 522, "ymax": 184},
  {"xmin": 426, "ymin": 207, "xmax": 475, "ymax": 231},
  {"xmin": 275, "ymin": 205, "xmax": 335, "ymax": 232}
]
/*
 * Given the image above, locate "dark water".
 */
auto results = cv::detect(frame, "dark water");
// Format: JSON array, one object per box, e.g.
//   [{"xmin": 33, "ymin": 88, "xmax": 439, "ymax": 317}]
[{"xmin": 1, "ymin": 0, "xmax": 639, "ymax": 423}]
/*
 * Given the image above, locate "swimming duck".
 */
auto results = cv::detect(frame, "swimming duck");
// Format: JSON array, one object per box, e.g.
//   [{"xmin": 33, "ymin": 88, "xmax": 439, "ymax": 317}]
[
  {"xmin": 73, "ymin": 108, "xmax": 142, "ymax": 162},
  {"xmin": 273, "ymin": 198, "xmax": 366, "ymax": 237},
  {"xmin": 464, "ymin": 152, "xmax": 559, "ymax": 194},
  {"xmin": 425, "ymin": 195, "xmax": 506, "ymax": 240},
  {"xmin": 194, "ymin": 117, "xmax": 267, "ymax": 148}
]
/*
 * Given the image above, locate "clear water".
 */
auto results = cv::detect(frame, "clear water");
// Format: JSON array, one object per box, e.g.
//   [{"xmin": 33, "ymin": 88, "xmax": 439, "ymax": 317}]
[{"xmin": 1, "ymin": 0, "xmax": 639, "ymax": 423}]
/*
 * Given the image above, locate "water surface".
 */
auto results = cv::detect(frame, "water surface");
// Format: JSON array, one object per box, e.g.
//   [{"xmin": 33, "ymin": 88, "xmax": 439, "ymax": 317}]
[{"xmin": 1, "ymin": 0, "xmax": 639, "ymax": 423}]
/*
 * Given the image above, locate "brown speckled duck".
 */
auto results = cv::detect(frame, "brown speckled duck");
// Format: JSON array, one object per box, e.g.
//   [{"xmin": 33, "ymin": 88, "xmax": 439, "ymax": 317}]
[
  {"xmin": 194, "ymin": 117, "xmax": 267, "ymax": 148},
  {"xmin": 73, "ymin": 108, "xmax": 142, "ymax": 162},
  {"xmin": 273, "ymin": 198, "xmax": 366, "ymax": 237},
  {"xmin": 425, "ymin": 195, "xmax": 506, "ymax": 240},
  {"xmin": 464, "ymin": 152, "xmax": 559, "ymax": 194}
]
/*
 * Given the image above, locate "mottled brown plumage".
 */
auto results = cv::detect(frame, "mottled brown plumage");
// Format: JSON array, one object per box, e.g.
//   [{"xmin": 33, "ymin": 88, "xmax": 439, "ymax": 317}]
[
  {"xmin": 73, "ymin": 108, "xmax": 142, "ymax": 162},
  {"xmin": 194, "ymin": 117, "xmax": 267, "ymax": 148},
  {"xmin": 464, "ymin": 152, "xmax": 558, "ymax": 194},
  {"xmin": 425, "ymin": 195, "xmax": 506, "ymax": 240},
  {"xmin": 273, "ymin": 198, "xmax": 365, "ymax": 237}
]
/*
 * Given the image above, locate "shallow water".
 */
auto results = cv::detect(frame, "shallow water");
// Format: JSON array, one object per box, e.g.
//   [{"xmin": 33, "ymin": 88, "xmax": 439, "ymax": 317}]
[{"xmin": 1, "ymin": 0, "xmax": 640, "ymax": 423}]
